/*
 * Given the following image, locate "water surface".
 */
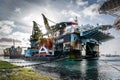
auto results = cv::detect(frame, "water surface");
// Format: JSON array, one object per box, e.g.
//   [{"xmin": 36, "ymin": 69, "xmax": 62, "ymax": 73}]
[{"xmin": 1, "ymin": 56, "xmax": 120, "ymax": 80}]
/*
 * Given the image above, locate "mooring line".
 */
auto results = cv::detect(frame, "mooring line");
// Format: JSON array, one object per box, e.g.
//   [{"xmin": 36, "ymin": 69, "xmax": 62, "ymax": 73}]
[{"xmin": 103, "ymin": 61, "xmax": 120, "ymax": 72}]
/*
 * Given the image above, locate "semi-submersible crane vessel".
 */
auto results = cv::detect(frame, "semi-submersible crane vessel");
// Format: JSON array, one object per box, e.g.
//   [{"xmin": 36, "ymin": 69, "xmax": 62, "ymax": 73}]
[{"xmin": 24, "ymin": 14, "xmax": 114, "ymax": 60}]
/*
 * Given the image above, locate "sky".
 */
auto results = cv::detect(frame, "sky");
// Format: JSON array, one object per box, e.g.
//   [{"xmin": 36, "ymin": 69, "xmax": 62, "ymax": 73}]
[{"xmin": 0, "ymin": 0, "xmax": 120, "ymax": 54}]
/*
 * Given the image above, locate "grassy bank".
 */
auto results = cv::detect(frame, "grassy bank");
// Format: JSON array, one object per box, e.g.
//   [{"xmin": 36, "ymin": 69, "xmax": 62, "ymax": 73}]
[
  {"xmin": 0, "ymin": 60, "xmax": 54, "ymax": 80},
  {"xmin": 0, "ymin": 61, "xmax": 16, "ymax": 69}
]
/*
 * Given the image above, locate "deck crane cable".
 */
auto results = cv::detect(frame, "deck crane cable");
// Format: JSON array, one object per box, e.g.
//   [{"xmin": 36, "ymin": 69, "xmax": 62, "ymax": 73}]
[
  {"xmin": 84, "ymin": 29, "xmax": 100, "ymax": 42},
  {"xmin": 37, "ymin": 23, "xmax": 42, "ymax": 28},
  {"xmin": 89, "ymin": 30, "xmax": 101, "ymax": 41},
  {"xmin": 46, "ymin": 17, "xmax": 56, "ymax": 24},
  {"xmin": 36, "ymin": 22, "xmax": 44, "ymax": 29}
]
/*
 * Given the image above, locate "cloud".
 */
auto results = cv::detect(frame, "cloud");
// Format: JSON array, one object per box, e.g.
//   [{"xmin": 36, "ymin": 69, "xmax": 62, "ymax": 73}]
[
  {"xmin": 11, "ymin": 31, "xmax": 30, "ymax": 47},
  {"xmin": 99, "ymin": 28, "xmax": 120, "ymax": 54},
  {"xmin": 100, "ymin": 38, "xmax": 120, "ymax": 54},
  {"xmin": 0, "ymin": 38, "xmax": 21, "ymax": 43},
  {"xmin": 82, "ymin": 3, "xmax": 100, "ymax": 18},
  {"xmin": 11, "ymin": 31, "xmax": 30, "ymax": 40},
  {"xmin": 61, "ymin": 10, "xmax": 81, "ymax": 18},
  {"xmin": 61, "ymin": 10, "xmax": 82, "ymax": 22},
  {"xmin": 0, "ymin": 20, "xmax": 15, "ymax": 35},
  {"xmin": 0, "ymin": 31, "xmax": 30, "ymax": 48},
  {"xmin": 68, "ymin": 10, "xmax": 81, "ymax": 18},
  {"xmin": 0, "ymin": 20, "xmax": 30, "ymax": 48},
  {"xmin": 14, "ymin": 7, "xmax": 21, "ymax": 14},
  {"xmin": 76, "ymin": 0, "xmax": 88, "ymax": 6}
]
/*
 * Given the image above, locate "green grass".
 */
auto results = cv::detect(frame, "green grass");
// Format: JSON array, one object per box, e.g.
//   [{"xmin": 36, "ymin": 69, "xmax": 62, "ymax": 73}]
[
  {"xmin": 9, "ymin": 68, "xmax": 54, "ymax": 80},
  {"xmin": 0, "ymin": 61, "xmax": 54, "ymax": 80},
  {"xmin": 0, "ymin": 61, "xmax": 16, "ymax": 69}
]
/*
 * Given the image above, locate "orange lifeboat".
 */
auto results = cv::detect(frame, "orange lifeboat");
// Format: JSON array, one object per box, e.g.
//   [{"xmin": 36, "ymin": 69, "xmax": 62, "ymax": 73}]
[{"xmin": 38, "ymin": 38, "xmax": 53, "ymax": 56}]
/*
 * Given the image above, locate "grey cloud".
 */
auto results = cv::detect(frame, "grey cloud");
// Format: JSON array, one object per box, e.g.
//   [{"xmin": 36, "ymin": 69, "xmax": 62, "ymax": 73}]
[
  {"xmin": 0, "ymin": 44, "xmax": 12, "ymax": 47},
  {"xmin": 0, "ymin": 20, "xmax": 15, "ymax": 35},
  {"xmin": 0, "ymin": 38, "xmax": 21, "ymax": 43},
  {"xmin": 0, "ymin": 0, "xmax": 30, "ymax": 20}
]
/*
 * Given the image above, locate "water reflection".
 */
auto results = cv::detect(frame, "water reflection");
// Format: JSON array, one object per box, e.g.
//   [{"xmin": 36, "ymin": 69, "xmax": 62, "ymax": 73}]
[
  {"xmin": 56, "ymin": 60, "xmax": 99, "ymax": 80},
  {"xmin": 84, "ymin": 60, "xmax": 99, "ymax": 80},
  {"xmin": 56, "ymin": 60, "xmax": 82, "ymax": 80},
  {"xmin": 33, "ymin": 59, "xmax": 100, "ymax": 80}
]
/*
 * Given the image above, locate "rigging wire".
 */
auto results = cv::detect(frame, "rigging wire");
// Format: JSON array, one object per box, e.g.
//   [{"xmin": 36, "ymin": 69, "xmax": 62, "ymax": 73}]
[
  {"xmin": 47, "ymin": 18, "xmax": 56, "ymax": 24},
  {"xmin": 36, "ymin": 23, "xmax": 44, "ymax": 29},
  {"xmin": 103, "ymin": 61, "xmax": 120, "ymax": 72}
]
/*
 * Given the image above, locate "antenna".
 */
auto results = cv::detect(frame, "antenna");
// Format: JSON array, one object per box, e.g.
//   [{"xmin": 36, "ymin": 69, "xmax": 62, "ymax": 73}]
[
  {"xmin": 75, "ymin": 16, "xmax": 78, "ymax": 25},
  {"xmin": 13, "ymin": 39, "xmax": 15, "ymax": 47}
]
